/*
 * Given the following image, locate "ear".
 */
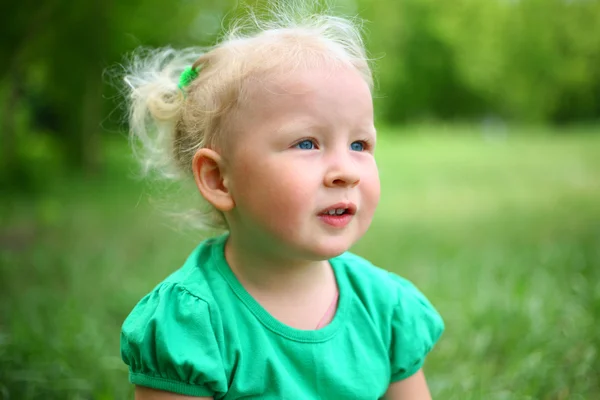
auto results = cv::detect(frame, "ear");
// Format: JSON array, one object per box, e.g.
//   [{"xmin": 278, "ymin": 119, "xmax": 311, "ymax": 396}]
[{"xmin": 192, "ymin": 148, "xmax": 235, "ymax": 212}]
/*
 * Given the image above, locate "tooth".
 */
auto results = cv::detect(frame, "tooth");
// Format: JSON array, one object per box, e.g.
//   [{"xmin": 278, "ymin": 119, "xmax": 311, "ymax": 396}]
[
  {"xmin": 328, "ymin": 210, "xmax": 336, "ymax": 215},
  {"xmin": 336, "ymin": 208, "xmax": 345, "ymax": 215}
]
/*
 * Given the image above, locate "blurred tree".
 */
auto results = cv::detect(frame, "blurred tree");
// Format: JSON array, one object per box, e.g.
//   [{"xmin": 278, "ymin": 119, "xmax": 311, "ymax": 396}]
[
  {"xmin": 1, "ymin": 0, "xmax": 599, "ymax": 190},
  {"xmin": 0, "ymin": 0, "xmax": 232, "ymax": 189},
  {"xmin": 361, "ymin": 0, "xmax": 600, "ymax": 123},
  {"xmin": 1, "ymin": 0, "xmax": 58, "ymax": 188}
]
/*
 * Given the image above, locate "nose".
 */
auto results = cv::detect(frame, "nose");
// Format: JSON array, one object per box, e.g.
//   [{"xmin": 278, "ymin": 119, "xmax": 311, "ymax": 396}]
[{"xmin": 323, "ymin": 153, "xmax": 361, "ymax": 188}]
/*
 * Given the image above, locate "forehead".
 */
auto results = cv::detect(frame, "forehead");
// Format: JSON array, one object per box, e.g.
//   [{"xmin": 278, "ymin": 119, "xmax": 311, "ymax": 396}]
[{"xmin": 232, "ymin": 65, "xmax": 374, "ymax": 136}]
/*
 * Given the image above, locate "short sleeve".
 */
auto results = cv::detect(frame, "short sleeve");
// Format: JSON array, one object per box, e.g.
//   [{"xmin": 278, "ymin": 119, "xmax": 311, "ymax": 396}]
[
  {"xmin": 388, "ymin": 274, "xmax": 444, "ymax": 382},
  {"xmin": 121, "ymin": 283, "xmax": 227, "ymax": 397}
]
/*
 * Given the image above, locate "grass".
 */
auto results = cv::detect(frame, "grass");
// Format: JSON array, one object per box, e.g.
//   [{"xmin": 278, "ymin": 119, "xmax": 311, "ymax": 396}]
[{"xmin": 1, "ymin": 125, "xmax": 599, "ymax": 399}]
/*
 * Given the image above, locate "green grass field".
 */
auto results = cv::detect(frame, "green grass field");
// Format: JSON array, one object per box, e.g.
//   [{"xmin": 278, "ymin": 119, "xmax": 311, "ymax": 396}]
[{"xmin": 1, "ymin": 125, "xmax": 599, "ymax": 399}]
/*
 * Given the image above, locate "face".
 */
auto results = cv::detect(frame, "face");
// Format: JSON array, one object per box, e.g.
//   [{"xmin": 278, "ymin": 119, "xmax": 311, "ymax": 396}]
[{"xmin": 224, "ymin": 65, "xmax": 380, "ymax": 260}]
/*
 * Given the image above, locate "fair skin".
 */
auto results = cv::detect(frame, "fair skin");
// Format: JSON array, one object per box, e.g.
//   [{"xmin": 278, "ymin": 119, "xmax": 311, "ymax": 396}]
[{"xmin": 135, "ymin": 65, "xmax": 432, "ymax": 399}]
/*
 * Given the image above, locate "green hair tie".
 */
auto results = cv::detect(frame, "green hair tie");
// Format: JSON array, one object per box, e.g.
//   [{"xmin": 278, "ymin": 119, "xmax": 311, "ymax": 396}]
[{"xmin": 178, "ymin": 66, "xmax": 199, "ymax": 93}]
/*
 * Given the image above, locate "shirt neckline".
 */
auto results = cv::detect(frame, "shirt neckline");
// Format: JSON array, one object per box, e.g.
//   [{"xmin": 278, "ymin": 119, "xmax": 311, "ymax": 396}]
[{"xmin": 210, "ymin": 234, "xmax": 348, "ymax": 343}]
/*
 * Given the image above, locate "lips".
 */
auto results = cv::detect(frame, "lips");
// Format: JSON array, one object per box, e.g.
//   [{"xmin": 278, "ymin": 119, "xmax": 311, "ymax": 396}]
[
  {"xmin": 318, "ymin": 202, "xmax": 357, "ymax": 228},
  {"xmin": 318, "ymin": 202, "xmax": 357, "ymax": 216}
]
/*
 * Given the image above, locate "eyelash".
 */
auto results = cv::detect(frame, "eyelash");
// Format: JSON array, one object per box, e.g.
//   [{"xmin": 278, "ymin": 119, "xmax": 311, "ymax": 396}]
[
  {"xmin": 294, "ymin": 138, "xmax": 318, "ymax": 150},
  {"xmin": 351, "ymin": 140, "xmax": 370, "ymax": 152},
  {"xmin": 292, "ymin": 138, "xmax": 372, "ymax": 152}
]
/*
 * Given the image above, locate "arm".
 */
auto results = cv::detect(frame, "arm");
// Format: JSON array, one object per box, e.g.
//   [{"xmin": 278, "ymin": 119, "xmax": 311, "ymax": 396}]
[
  {"xmin": 135, "ymin": 386, "xmax": 213, "ymax": 400},
  {"xmin": 384, "ymin": 369, "xmax": 432, "ymax": 400}
]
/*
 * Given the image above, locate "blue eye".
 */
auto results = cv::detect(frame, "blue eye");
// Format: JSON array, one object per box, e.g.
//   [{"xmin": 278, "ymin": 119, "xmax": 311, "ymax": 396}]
[
  {"xmin": 350, "ymin": 141, "xmax": 365, "ymax": 151},
  {"xmin": 295, "ymin": 139, "xmax": 316, "ymax": 150}
]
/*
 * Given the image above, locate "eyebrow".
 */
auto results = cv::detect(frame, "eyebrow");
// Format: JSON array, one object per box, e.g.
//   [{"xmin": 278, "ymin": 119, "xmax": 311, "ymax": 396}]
[
  {"xmin": 274, "ymin": 119, "xmax": 376, "ymax": 138},
  {"xmin": 359, "ymin": 126, "xmax": 377, "ymax": 137},
  {"xmin": 273, "ymin": 118, "xmax": 321, "ymax": 136}
]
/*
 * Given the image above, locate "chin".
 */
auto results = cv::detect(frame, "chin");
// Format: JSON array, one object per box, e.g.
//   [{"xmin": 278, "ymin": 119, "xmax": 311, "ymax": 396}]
[{"xmin": 308, "ymin": 239, "xmax": 355, "ymax": 260}]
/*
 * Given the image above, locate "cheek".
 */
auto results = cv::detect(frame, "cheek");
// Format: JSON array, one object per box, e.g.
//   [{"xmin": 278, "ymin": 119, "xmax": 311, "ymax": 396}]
[
  {"xmin": 230, "ymin": 158, "xmax": 315, "ymax": 219},
  {"xmin": 362, "ymin": 163, "xmax": 381, "ymax": 207}
]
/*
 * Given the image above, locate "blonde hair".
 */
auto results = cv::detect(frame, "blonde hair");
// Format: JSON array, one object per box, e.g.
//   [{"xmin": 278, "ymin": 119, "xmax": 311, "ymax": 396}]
[{"xmin": 124, "ymin": 1, "xmax": 373, "ymax": 231}]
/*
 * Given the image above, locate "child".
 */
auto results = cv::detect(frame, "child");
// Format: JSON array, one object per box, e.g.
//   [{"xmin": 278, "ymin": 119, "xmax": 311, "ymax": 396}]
[{"xmin": 121, "ymin": 3, "xmax": 444, "ymax": 399}]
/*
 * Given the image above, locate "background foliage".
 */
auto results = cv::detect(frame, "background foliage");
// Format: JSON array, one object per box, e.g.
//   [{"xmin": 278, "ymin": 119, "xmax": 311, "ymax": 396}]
[{"xmin": 2, "ymin": 0, "xmax": 599, "ymax": 188}]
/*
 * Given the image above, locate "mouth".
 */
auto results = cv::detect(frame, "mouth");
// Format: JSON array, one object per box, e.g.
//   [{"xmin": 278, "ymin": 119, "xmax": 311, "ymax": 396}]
[{"xmin": 318, "ymin": 202, "xmax": 357, "ymax": 217}]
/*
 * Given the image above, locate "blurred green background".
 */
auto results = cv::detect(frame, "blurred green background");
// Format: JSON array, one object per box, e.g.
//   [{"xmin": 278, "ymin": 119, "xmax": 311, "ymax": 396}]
[{"xmin": 1, "ymin": 0, "xmax": 599, "ymax": 399}]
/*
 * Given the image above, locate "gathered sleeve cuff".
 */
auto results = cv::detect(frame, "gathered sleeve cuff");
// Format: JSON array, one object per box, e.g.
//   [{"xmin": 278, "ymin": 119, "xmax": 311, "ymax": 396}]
[
  {"xmin": 121, "ymin": 283, "xmax": 227, "ymax": 396},
  {"xmin": 388, "ymin": 274, "xmax": 445, "ymax": 382}
]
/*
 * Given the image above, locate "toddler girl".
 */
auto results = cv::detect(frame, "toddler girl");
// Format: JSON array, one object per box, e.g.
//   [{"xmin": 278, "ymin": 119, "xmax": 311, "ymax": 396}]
[{"xmin": 121, "ymin": 3, "xmax": 444, "ymax": 399}]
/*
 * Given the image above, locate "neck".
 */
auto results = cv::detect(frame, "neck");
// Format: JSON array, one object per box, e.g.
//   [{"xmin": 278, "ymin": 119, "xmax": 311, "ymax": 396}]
[{"xmin": 224, "ymin": 233, "xmax": 332, "ymax": 297}]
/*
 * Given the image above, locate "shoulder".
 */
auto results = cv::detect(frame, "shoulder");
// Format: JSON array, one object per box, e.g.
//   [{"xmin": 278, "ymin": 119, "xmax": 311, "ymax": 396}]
[
  {"xmin": 128, "ymin": 234, "xmax": 230, "ymax": 317},
  {"xmin": 333, "ymin": 251, "xmax": 439, "ymax": 309},
  {"xmin": 120, "ymin": 279, "xmax": 227, "ymax": 395},
  {"xmin": 332, "ymin": 252, "xmax": 407, "ymax": 334},
  {"xmin": 333, "ymin": 251, "xmax": 444, "ymax": 382},
  {"xmin": 333, "ymin": 251, "xmax": 409, "ymax": 305},
  {"xmin": 121, "ymin": 281, "xmax": 211, "ymax": 341},
  {"xmin": 333, "ymin": 251, "xmax": 391, "ymax": 283},
  {"xmin": 120, "ymin": 235, "xmax": 230, "ymax": 397},
  {"xmin": 122, "ymin": 234, "xmax": 229, "ymax": 339},
  {"xmin": 161, "ymin": 234, "xmax": 226, "ymax": 296}
]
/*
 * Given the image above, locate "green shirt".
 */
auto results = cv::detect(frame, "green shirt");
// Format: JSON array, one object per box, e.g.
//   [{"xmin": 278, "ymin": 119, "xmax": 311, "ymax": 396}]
[{"xmin": 121, "ymin": 234, "xmax": 444, "ymax": 399}]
